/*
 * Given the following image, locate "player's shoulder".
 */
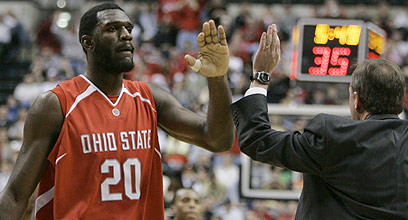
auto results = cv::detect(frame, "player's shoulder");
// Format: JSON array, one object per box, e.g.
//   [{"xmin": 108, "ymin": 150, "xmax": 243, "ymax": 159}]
[
  {"xmin": 123, "ymin": 79, "xmax": 151, "ymax": 95},
  {"xmin": 123, "ymin": 79, "xmax": 147, "ymax": 87},
  {"xmin": 57, "ymin": 75, "xmax": 84, "ymax": 86},
  {"xmin": 29, "ymin": 90, "xmax": 62, "ymax": 118},
  {"xmin": 54, "ymin": 75, "xmax": 89, "ymax": 92}
]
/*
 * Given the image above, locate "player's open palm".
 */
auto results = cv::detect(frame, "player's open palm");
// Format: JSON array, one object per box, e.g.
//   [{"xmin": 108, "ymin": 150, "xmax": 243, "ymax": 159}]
[{"xmin": 185, "ymin": 20, "xmax": 229, "ymax": 77}]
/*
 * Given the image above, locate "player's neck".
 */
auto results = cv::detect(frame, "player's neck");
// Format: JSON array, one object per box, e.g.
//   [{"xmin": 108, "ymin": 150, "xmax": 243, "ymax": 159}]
[{"xmin": 84, "ymin": 69, "xmax": 123, "ymax": 96}]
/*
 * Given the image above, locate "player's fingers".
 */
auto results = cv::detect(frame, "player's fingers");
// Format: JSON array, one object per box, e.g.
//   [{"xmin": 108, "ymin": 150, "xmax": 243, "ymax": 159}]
[
  {"xmin": 184, "ymin": 54, "xmax": 202, "ymax": 72},
  {"xmin": 218, "ymin": 25, "xmax": 227, "ymax": 46},
  {"xmin": 209, "ymin": 20, "xmax": 218, "ymax": 43},
  {"xmin": 203, "ymin": 22, "xmax": 212, "ymax": 44},
  {"xmin": 184, "ymin": 54, "xmax": 197, "ymax": 66},
  {"xmin": 198, "ymin": 32, "xmax": 205, "ymax": 48}
]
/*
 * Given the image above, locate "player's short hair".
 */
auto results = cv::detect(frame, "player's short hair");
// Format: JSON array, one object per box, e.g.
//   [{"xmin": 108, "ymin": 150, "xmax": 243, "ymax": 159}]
[
  {"xmin": 78, "ymin": 2, "xmax": 125, "ymax": 53},
  {"xmin": 351, "ymin": 58, "xmax": 405, "ymax": 115}
]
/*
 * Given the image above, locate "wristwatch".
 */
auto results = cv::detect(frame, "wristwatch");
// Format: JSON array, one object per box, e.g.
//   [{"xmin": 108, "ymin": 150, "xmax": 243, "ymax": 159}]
[{"xmin": 250, "ymin": 71, "xmax": 270, "ymax": 84}]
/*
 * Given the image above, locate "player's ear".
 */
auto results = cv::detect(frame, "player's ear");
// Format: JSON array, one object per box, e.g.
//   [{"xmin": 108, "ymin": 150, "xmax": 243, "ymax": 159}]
[{"xmin": 81, "ymin": 35, "xmax": 95, "ymax": 52}]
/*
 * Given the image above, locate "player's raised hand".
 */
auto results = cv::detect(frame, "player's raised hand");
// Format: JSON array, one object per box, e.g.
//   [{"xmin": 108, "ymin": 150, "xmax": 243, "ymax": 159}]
[
  {"xmin": 253, "ymin": 24, "xmax": 281, "ymax": 74},
  {"xmin": 185, "ymin": 20, "xmax": 229, "ymax": 77}
]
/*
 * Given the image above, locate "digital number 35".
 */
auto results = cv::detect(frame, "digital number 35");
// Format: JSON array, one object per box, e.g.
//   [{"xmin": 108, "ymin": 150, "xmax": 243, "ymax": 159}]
[{"xmin": 309, "ymin": 46, "xmax": 351, "ymax": 76}]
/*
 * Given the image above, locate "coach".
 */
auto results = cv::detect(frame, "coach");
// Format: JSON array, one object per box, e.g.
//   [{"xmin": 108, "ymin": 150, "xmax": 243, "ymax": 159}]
[{"xmin": 231, "ymin": 24, "xmax": 408, "ymax": 219}]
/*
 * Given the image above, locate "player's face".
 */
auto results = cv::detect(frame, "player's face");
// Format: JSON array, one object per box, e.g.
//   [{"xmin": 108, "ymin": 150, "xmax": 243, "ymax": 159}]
[
  {"xmin": 93, "ymin": 9, "xmax": 134, "ymax": 73},
  {"xmin": 173, "ymin": 189, "xmax": 201, "ymax": 220}
]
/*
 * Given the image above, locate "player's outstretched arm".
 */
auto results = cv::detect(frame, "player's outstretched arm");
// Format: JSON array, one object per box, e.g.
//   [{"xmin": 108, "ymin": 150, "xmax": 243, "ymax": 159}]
[
  {"xmin": 150, "ymin": 20, "xmax": 234, "ymax": 153},
  {"xmin": 0, "ymin": 91, "xmax": 63, "ymax": 220}
]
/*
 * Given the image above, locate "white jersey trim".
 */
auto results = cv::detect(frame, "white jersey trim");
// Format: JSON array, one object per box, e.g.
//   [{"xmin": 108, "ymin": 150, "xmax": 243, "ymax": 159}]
[
  {"xmin": 80, "ymin": 75, "xmax": 124, "ymax": 107},
  {"xmin": 66, "ymin": 85, "xmax": 96, "ymax": 118},
  {"xmin": 123, "ymin": 88, "xmax": 156, "ymax": 112},
  {"xmin": 35, "ymin": 186, "xmax": 55, "ymax": 216},
  {"xmin": 154, "ymin": 148, "xmax": 162, "ymax": 159},
  {"xmin": 55, "ymin": 153, "xmax": 67, "ymax": 165}
]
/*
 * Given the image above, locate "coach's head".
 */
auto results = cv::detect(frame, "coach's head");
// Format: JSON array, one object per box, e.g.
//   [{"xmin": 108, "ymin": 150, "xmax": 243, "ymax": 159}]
[{"xmin": 349, "ymin": 58, "xmax": 405, "ymax": 120}]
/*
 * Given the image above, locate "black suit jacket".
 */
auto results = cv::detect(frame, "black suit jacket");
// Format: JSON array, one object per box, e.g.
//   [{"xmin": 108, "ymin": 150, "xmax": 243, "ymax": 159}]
[{"xmin": 231, "ymin": 94, "xmax": 408, "ymax": 219}]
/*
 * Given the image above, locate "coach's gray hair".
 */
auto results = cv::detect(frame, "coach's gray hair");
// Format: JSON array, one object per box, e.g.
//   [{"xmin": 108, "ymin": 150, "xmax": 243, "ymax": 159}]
[{"xmin": 351, "ymin": 58, "xmax": 405, "ymax": 115}]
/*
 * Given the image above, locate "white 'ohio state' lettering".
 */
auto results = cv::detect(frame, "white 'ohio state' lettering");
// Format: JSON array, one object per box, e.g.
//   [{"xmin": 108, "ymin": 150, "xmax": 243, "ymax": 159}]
[{"xmin": 81, "ymin": 130, "xmax": 151, "ymax": 154}]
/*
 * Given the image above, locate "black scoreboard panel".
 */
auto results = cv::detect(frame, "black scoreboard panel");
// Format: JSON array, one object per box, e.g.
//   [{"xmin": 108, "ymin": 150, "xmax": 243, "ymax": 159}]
[
  {"xmin": 293, "ymin": 18, "xmax": 386, "ymax": 83},
  {"xmin": 301, "ymin": 24, "xmax": 360, "ymax": 78}
]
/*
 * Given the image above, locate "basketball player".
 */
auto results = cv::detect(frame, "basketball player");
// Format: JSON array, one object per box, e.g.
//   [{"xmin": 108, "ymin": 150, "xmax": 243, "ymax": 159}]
[{"xmin": 0, "ymin": 3, "xmax": 234, "ymax": 220}]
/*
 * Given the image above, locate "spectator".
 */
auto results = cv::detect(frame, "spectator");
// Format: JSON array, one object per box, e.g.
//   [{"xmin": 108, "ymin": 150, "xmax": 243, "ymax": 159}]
[
  {"xmin": 0, "ymin": 13, "xmax": 12, "ymax": 65},
  {"xmin": 0, "ymin": 11, "xmax": 26, "ymax": 64},
  {"xmin": 158, "ymin": 0, "xmax": 180, "ymax": 26},
  {"xmin": 0, "ymin": 106, "xmax": 10, "ymax": 129},
  {"xmin": 36, "ymin": 15, "xmax": 60, "ymax": 53},
  {"xmin": 374, "ymin": 1, "xmax": 393, "ymax": 37},
  {"xmin": 213, "ymin": 199, "xmax": 245, "ymax": 220},
  {"xmin": 7, "ymin": 108, "xmax": 27, "ymax": 141},
  {"xmin": 206, "ymin": 0, "xmax": 227, "ymax": 28},
  {"xmin": 171, "ymin": 188, "xmax": 202, "ymax": 220},
  {"xmin": 51, "ymin": 11, "xmax": 85, "ymax": 75},
  {"xmin": 214, "ymin": 154, "xmax": 239, "ymax": 203},
  {"xmin": 5, "ymin": 96, "xmax": 19, "ymax": 124},
  {"xmin": 393, "ymin": 3, "xmax": 408, "ymax": 30},
  {"xmin": 278, "ymin": 4, "xmax": 297, "ymax": 41},
  {"xmin": 153, "ymin": 15, "xmax": 178, "ymax": 49},
  {"xmin": 139, "ymin": 3, "xmax": 158, "ymax": 42},
  {"xmin": 13, "ymin": 74, "xmax": 42, "ymax": 106},
  {"xmin": 176, "ymin": 0, "xmax": 202, "ymax": 51},
  {"xmin": 386, "ymin": 28, "xmax": 408, "ymax": 66},
  {"xmin": 319, "ymin": 0, "xmax": 345, "ymax": 18}
]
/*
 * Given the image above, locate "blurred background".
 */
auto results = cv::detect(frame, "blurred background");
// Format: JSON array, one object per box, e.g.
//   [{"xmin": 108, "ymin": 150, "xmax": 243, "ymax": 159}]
[{"xmin": 0, "ymin": 0, "xmax": 408, "ymax": 219}]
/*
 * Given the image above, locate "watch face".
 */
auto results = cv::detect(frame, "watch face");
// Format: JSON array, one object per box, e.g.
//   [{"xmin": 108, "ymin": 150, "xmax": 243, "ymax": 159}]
[
  {"xmin": 251, "ymin": 72, "xmax": 270, "ymax": 84},
  {"xmin": 260, "ymin": 73, "xmax": 270, "ymax": 82}
]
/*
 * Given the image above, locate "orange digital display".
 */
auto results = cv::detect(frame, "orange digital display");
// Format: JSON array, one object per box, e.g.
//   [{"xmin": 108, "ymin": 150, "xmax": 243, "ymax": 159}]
[
  {"xmin": 368, "ymin": 30, "xmax": 385, "ymax": 59},
  {"xmin": 309, "ymin": 46, "xmax": 351, "ymax": 76},
  {"xmin": 368, "ymin": 30, "xmax": 384, "ymax": 54},
  {"xmin": 314, "ymin": 24, "xmax": 361, "ymax": 46}
]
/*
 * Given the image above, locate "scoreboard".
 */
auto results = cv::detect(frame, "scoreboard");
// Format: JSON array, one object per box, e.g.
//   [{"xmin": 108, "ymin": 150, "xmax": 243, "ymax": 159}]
[{"xmin": 291, "ymin": 18, "xmax": 386, "ymax": 82}]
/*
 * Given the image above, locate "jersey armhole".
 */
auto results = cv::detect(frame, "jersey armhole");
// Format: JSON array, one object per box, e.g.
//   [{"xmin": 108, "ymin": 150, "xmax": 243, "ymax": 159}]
[
  {"xmin": 127, "ymin": 80, "xmax": 157, "ymax": 111},
  {"xmin": 51, "ymin": 86, "xmax": 67, "ymax": 117},
  {"xmin": 140, "ymin": 81, "xmax": 157, "ymax": 110}
]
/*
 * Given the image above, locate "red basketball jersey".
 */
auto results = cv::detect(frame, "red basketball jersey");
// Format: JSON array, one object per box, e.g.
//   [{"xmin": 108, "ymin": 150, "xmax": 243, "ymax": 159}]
[{"xmin": 35, "ymin": 75, "xmax": 164, "ymax": 220}]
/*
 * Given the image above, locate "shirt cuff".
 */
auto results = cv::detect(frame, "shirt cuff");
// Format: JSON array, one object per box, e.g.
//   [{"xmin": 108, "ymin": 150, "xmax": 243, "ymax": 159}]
[{"xmin": 244, "ymin": 87, "xmax": 267, "ymax": 97}]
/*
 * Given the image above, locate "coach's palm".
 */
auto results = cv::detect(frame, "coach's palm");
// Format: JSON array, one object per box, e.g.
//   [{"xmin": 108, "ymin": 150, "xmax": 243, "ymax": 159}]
[{"xmin": 253, "ymin": 24, "xmax": 280, "ymax": 74}]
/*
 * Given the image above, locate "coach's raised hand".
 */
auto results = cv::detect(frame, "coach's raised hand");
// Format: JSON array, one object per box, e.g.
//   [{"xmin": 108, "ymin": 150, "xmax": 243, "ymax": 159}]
[
  {"xmin": 253, "ymin": 24, "xmax": 281, "ymax": 74},
  {"xmin": 185, "ymin": 20, "xmax": 229, "ymax": 77}
]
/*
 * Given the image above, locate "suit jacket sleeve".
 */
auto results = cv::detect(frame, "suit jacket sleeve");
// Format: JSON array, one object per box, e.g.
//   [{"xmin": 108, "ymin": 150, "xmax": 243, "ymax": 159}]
[{"xmin": 230, "ymin": 94, "xmax": 327, "ymax": 175}]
